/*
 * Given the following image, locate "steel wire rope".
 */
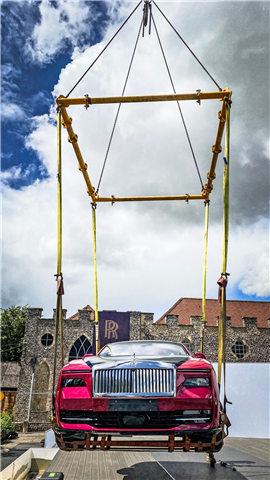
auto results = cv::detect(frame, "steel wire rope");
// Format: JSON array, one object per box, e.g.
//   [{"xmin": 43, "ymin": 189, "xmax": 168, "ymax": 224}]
[
  {"xmin": 153, "ymin": 1, "xmax": 222, "ymax": 91},
  {"xmin": 151, "ymin": 12, "xmax": 204, "ymax": 190},
  {"xmin": 96, "ymin": 18, "xmax": 143, "ymax": 194},
  {"xmin": 66, "ymin": 1, "xmax": 143, "ymax": 98}
]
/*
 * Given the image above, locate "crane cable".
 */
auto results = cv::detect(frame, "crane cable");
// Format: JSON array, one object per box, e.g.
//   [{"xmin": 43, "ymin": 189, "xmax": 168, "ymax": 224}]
[
  {"xmin": 152, "ymin": 1, "xmax": 222, "ymax": 91},
  {"xmin": 66, "ymin": 1, "xmax": 143, "ymax": 98},
  {"xmin": 151, "ymin": 12, "xmax": 204, "ymax": 190},
  {"xmin": 217, "ymin": 98, "xmax": 231, "ymax": 415},
  {"xmin": 96, "ymin": 18, "xmax": 143, "ymax": 194}
]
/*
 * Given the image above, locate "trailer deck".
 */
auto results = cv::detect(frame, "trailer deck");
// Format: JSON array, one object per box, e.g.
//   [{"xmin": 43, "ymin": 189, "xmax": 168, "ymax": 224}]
[{"xmin": 45, "ymin": 437, "xmax": 270, "ymax": 480}]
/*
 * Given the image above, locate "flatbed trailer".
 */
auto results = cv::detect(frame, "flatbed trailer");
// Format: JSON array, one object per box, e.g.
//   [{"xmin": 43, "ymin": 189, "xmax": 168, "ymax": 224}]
[{"xmin": 43, "ymin": 437, "xmax": 270, "ymax": 480}]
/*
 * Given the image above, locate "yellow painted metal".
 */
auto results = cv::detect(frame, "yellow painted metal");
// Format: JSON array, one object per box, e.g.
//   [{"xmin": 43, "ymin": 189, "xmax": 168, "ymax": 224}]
[
  {"xmin": 218, "ymin": 101, "xmax": 230, "ymax": 386},
  {"xmin": 56, "ymin": 90, "xmax": 231, "ymax": 107},
  {"xmin": 92, "ymin": 206, "xmax": 100, "ymax": 354},
  {"xmin": 60, "ymin": 101, "xmax": 96, "ymax": 202},
  {"xmin": 96, "ymin": 194, "xmax": 204, "ymax": 203},
  {"xmin": 202, "ymin": 100, "xmax": 226, "ymax": 200},
  {"xmin": 57, "ymin": 88, "xmax": 231, "ymax": 205},
  {"xmin": 57, "ymin": 109, "xmax": 62, "ymax": 277},
  {"xmin": 201, "ymin": 201, "xmax": 209, "ymax": 353}
]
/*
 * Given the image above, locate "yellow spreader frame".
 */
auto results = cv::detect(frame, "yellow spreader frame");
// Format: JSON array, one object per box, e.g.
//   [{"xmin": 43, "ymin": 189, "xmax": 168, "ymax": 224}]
[
  {"xmin": 55, "ymin": 87, "xmax": 231, "ymax": 359},
  {"xmin": 56, "ymin": 88, "xmax": 232, "ymax": 205}
]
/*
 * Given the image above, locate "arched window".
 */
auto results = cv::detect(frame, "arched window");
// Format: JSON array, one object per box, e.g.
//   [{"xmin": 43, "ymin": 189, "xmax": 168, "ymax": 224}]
[
  {"xmin": 32, "ymin": 362, "xmax": 50, "ymax": 411},
  {"xmin": 231, "ymin": 340, "xmax": 248, "ymax": 359},
  {"xmin": 181, "ymin": 338, "xmax": 194, "ymax": 354},
  {"xmin": 69, "ymin": 335, "xmax": 92, "ymax": 361}
]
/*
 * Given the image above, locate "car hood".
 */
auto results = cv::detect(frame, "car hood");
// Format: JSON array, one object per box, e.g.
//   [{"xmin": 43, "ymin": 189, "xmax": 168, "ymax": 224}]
[{"xmin": 84, "ymin": 355, "xmax": 192, "ymax": 368}]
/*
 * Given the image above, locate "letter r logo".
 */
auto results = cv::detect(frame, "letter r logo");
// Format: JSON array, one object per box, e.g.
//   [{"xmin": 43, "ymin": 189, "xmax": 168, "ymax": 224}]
[{"xmin": 105, "ymin": 320, "xmax": 119, "ymax": 339}]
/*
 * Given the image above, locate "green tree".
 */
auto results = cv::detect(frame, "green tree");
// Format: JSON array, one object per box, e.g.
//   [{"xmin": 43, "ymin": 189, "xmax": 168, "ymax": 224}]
[{"xmin": 1, "ymin": 306, "xmax": 28, "ymax": 361}]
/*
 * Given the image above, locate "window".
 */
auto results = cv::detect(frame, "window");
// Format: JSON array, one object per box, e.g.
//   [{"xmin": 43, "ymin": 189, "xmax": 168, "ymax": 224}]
[
  {"xmin": 99, "ymin": 341, "xmax": 188, "ymax": 357},
  {"xmin": 32, "ymin": 362, "xmax": 50, "ymax": 411},
  {"xmin": 231, "ymin": 340, "xmax": 248, "ymax": 359},
  {"xmin": 181, "ymin": 338, "xmax": 194, "ymax": 354},
  {"xmin": 41, "ymin": 333, "xmax": 53, "ymax": 347},
  {"xmin": 69, "ymin": 335, "xmax": 92, "ymax": 361}
]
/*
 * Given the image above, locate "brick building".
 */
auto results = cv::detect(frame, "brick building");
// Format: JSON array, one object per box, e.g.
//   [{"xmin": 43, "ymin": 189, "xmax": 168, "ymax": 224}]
[{"xmin": 14, "ymin": 299, "xmax": 269, "ymax": 431}]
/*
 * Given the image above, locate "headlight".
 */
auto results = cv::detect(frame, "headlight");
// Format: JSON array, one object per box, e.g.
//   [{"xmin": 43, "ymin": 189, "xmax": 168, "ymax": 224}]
[{"xmin": 183, "ymin": 377, "xmax": 210, "ymax": 387}]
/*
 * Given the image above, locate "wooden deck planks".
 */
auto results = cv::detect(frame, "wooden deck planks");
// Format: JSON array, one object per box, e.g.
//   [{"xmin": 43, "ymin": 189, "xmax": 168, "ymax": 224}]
[
  {"xmin": 224, "ymin": 437, "xmax": 270, "ymax": 462},
  {"xmin": 44, "ymin": 438, "xmax": 270, "ymax": 479}
]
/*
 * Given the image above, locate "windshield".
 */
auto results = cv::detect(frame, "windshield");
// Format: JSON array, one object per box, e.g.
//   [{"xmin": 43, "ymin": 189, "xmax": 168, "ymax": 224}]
[{"xmin": 99, "ymin": 341, "xmax": 188, "ymax": 357}]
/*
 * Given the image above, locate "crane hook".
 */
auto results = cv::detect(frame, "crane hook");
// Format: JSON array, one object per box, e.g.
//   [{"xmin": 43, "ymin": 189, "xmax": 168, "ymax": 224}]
[{"xmin": 142, "ymin": 0, "xmax": 152, "ymax": 37}]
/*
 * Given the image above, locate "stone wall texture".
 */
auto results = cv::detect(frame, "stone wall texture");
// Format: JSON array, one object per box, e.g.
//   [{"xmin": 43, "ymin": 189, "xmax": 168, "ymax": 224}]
[{"xmin": 14, "ymin": 307, "xmax": 270, "ymax": 431}]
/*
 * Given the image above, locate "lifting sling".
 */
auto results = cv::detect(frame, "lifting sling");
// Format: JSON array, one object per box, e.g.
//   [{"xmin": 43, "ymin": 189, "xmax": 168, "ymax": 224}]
[
  {"xmin": 201, "ymin": 200, "xmax": 210, "ymax": 353},
  {"xmin": 217, "ymin": 99, "xmax": 231, "ymax": 411},
  {"xmin": 92, "ymin": 205, "xmax": 100, "ymax": 354},
  {"xmin": 52, "ymin": 108, "xmax": 64, "ymax": 406}
]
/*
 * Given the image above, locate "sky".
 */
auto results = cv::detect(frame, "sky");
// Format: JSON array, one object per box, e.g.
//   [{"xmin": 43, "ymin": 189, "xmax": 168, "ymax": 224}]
[{"xmin": 1, "ymin": 0, "xmax": 269, "ymax": 320}]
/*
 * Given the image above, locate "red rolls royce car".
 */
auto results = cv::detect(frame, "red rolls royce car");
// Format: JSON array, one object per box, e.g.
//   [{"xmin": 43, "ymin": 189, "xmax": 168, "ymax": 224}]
[{"xmin": 53, "ymin": 341, "xmax": 224, "ymax": 451}]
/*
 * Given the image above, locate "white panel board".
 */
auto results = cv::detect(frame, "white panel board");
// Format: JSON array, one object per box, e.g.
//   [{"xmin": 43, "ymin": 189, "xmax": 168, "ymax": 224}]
[
  {"xmin": 45, "ymin": 429, "xmax": 56, "ymax": 448},
  {"xmin": 212, "ymin": 363, "xmax": 270, "ymax": 438}
]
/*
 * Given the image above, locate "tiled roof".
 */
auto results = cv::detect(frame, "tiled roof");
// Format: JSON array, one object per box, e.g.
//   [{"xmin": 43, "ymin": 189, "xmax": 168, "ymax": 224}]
[
  {"xmin": 0, "ymin": 362, "xmax": 21, "ymax": 389},
  {"xmin": 156, "ymin": 298, "xmax": 270, "ymax": 328},
  {"xmin": 68, "ymin": 305, "xmax": 95, "ymax": 320}
]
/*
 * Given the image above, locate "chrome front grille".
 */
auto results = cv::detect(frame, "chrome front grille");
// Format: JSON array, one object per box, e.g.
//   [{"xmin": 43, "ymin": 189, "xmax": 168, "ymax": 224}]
[{"xmin": 93, "ymin": 367, "xmax": 176, "ymax": 397}]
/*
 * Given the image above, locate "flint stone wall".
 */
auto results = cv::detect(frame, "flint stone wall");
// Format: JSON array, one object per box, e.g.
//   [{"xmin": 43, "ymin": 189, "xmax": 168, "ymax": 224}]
[{"xmin": 14, "ymin": 307, "xmax": 269, "ymax": 431}]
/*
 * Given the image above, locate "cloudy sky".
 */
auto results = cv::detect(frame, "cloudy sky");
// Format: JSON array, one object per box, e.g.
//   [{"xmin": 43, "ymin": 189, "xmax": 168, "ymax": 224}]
[{"xmin": 1, "ymin": 0, "xmax": 269, "ymax": 320}]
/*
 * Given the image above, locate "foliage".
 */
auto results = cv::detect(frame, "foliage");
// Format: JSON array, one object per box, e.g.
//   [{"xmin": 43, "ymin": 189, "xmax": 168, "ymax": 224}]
[
  {"xmin": 1, "ymin": 306, "xmax": 28, "ymax": 361},
  {"xmin": 1, "ymin": 412, "xmax": 15, "ymax": 441}
]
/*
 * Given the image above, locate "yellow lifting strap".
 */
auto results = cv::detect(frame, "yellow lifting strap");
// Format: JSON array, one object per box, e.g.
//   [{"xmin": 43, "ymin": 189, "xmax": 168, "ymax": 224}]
[
  {"xmin": 52, "ymin": 108, "xmax": 64, "ymax": 402},
  {"xmin": 92, "ymin": 205, "xmax": 100, "ymax": 354},
  {"xmin": 217, "ymin": 99, "xmax": 230, "ymax": 387},
  {"xmin": 201, "ymin": 200, "xmax": 210, "ymax": 353}
]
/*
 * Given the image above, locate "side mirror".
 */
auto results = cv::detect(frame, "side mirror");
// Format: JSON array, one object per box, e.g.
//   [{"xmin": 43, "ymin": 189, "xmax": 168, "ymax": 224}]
[{"xmin": 194, "ymin": 352, "xmax": 206, "ymax": 359}]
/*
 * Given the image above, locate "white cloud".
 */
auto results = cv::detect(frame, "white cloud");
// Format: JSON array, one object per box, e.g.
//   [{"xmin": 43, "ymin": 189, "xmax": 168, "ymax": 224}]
[
  {"xmin": 25, "ymin": 1, "xmax": 103, "ymax": 64},
  {"xmin": 2, "ymin": 166, "xmax": 23, "ymax": 181},
  {"xmin": 236, "ymin": 223, "xmax": 269, "ymax": 297},
  {"xmin": 1, "ymin": 103, "xmax": 26, "ymax": 121}
]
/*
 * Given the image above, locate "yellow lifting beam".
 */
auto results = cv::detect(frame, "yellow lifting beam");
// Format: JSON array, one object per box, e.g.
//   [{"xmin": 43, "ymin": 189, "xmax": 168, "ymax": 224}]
[
  {"xmin": 56, "ymin": 90, "xmax": 230, "ymax": 107},
  {"xmin": 60, "ymin": 100, "xmax": 96, "ymax": 203},
  {"xmin": 56, "ymin": 88, "xmax": 232, "ymax": 205}
]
